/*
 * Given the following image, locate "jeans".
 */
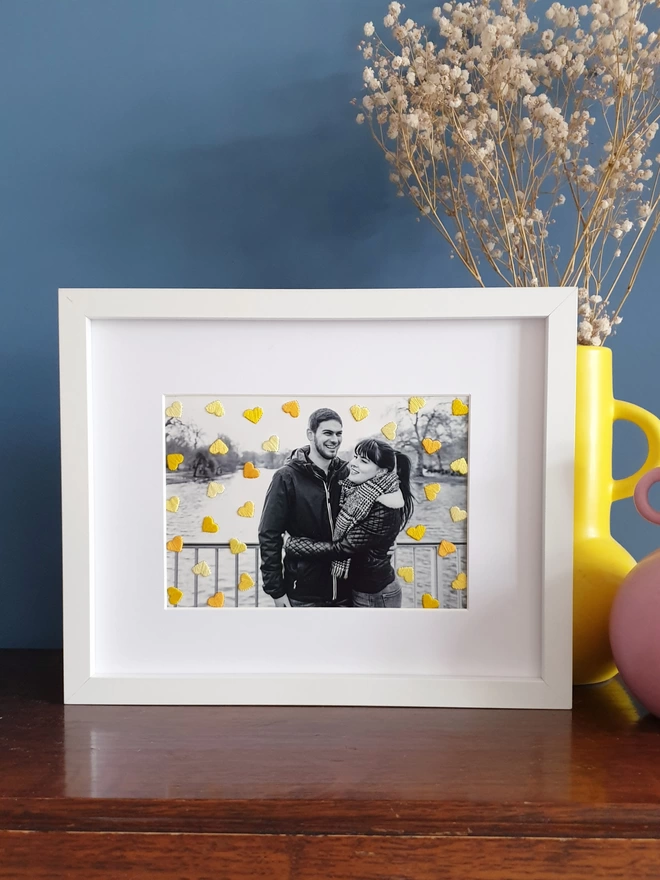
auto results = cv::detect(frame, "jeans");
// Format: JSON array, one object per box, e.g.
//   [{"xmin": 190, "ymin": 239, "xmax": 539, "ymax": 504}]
[
  {"xmin": 352, "ymin": 583, "xmax": 402, "ymax": 608},
  {"xmin": 289, "ymin": 597, "xmax": 351, "ymax": 608}
]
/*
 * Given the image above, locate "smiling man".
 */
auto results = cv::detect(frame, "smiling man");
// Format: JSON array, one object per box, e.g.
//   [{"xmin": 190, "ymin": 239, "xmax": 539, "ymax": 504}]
[{"xmin": 258, "ymin": 408, "xmax": 350, "ymax": 608}]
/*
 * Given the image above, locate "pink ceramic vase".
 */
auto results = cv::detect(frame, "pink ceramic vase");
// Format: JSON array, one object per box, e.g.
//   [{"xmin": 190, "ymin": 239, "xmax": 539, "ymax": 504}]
[{"xmin": 609, "ymin": 467, "xmax": 660, "ymax": 716}]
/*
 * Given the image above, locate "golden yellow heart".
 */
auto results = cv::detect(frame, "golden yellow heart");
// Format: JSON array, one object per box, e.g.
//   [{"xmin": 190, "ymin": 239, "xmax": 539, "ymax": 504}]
[
  {"xmin": 438, "ymin": 540, "xmax": 456, "ymax": 557},
  {"xmin": 406, "ymin": 524, "xmax": 426, "ymax": 541},
  {"xmin": 421, "ymin": 593, "xmax": 440, "ymax": 609},
  {"xmin": 450, "ymin": 458, "xmax": 468, "ymax": 475},
  {"xmin": 452, "ymin": 398, "xmax": 469, "ymax": 416},
  {"xmin": 237, "ymin": 501, "xmax": 255, "ymax": 518},
  {"xmin": 202, "ymin": 516, "xmax": 219, "ymax": 534},
  {"xmin": 381, "ymin": 422, "xmax": 397, "ymax": 441},
  {"xmin": 229, "ymin": 538, "xmax": 247, "ymax": 554},
  {"xmin": 397, "ymin": 566, "xmax": 414, "ymax": 584},
  {"xmin": 165, "ymin": 401, "xmax": 182, "ymax": 419},
  {"xmin": 238, "ymin": 572, "xmax": 255, "ymax": 591},
  {"xmin": 166, "ymin": 535, "xmax": 184, "ymax": 553},
  {"xmin": 166, "ymin": 496, "xmax": 180, "ymax": 513},
  {"xmin": 205, "ymin": 400, "xmax": 225, "ymax": 417},
  {"xmin": 243, "ymin": 407, "xmax": 263, "ymax": 424},
  {"xmin": 207, "ymin": 592, "xmax": 225, "ymax": 608},
  {"xmin": 167, "ymin": 453, "xmax": 184, "ymax": 471},
  {"xmin": 167, "ymin": 586, "xmax": 183, "ymax": 606},
  {"xmin": 243, "ymin": 462, "xmax": 260, "ymax": 479},
  {"xmin": 422, "ymin": 438, "xmax": 441, "ymax": 455},
  {"xmin": 449, "ymin": 506, "xmax": 467, "ymax": 522},
  {"xmin": 452, "ymin": 572, "xmax": 467, "ymax": 591},
  {"xmin": 207, "ymin": 481, "xmax": 225, "ymax": 498},
  {"xmin": 350, "ymin": 404, "xmax": 369, "ymax": 422},
  {"xmin": 209, "ymin": 438, "xmax": 228, "ymax": 455},
  {"xmin": 282, "ymin": 400, "xmax": 300, "ymax": 418},
  {"xmin": 192, "ymin": 560, "xmax": 211, "ymax": 577},
  {"xmin": 262, "ymin": 435, "xmax": 280, "ymax": 453},
  {"xmin": 424, "ymin": 483, "xmax": 441, "ymax": 501},
  {"xmin": 409, "ymin": 396, "xmax": 426, "ymax": 414}
]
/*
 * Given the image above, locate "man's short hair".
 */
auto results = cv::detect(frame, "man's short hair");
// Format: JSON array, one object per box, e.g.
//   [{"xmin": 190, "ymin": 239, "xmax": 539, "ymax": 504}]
[{"xmin": 308, "ymin": 408, "xmax": 342, "ymax": 433}]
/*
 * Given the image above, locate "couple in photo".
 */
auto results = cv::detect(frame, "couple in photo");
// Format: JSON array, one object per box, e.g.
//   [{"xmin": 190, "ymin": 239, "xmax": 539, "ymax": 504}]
[{"xmin": 258, "ymin": 408, "xmax": 414, "ymax": 608}]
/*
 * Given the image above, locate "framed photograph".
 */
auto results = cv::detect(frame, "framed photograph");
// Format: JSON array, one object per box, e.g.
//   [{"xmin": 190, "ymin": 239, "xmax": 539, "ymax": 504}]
[{"xmin": 59, "ymin": 287, "xmax": 576, "ymax": 708}]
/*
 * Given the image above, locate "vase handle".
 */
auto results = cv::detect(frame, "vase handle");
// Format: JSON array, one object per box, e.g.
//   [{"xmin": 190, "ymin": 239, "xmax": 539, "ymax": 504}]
[
  {"xmin": 612, "ymin": 400, "xmax": 660, "ymax": 502},
  {"xmin": 633, "ymin": 467, "xmax": 660, "ymax": 526}
]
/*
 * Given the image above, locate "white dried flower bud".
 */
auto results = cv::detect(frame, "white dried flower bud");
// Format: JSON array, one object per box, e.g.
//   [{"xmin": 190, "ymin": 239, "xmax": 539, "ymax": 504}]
[
  {"xmin": 364, "ymin": 22, "xmax": 375, "ymax": 36},
  {"xmin": 356, "ymin": 113, "xmax": 365, "ymax": 125}
]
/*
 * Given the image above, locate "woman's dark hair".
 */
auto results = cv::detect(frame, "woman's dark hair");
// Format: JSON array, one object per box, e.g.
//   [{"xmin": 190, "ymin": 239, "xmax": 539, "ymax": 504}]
[{"xmin": 354, "ymin": 438, "xmax": 415, "ymax": 523}]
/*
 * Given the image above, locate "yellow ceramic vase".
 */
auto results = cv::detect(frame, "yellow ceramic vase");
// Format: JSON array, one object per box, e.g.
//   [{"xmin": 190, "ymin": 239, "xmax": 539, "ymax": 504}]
[{"xmin": 574, "ymin": 346, "xmax": 660, "ymax": 684}]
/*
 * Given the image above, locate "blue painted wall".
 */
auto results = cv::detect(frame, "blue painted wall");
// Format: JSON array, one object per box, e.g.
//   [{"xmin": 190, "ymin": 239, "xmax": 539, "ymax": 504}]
[{"xmin": 2, "ymin": 0, "xmax": 660, "ymax": 647}]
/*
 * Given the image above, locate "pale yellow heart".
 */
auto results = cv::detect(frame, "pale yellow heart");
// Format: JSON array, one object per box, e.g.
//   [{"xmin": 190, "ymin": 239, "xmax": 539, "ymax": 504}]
[
  {"xmin": 282, "ymin": 400, "xmax": 300, "ymax": 418},
  {"xmin": 166, "ymin": 496, "xmax": 180, "ymax": 513},
  {"xmin": 207, "ymin": 481, "xmax": 225, "ymax": 498},
  {"xmin": 192, "ymin": 560, "xmax": 211, "ymax": 577},
  {"xmin": 243, "ymin": 462, "xmax": 261, "ymax": 479},
  {"xmin": 421, "ymin": 593, "xmax": 440, "ymax": 609},
  {"xmin": 452, "ymin": 398, "xmax": 469, "ymax": 416},
  {"xmin": 350, "ymin": 404, "xmax": 369, "ymax": 422},
  {"xmin": 452, "ymin": 572, "xmax": 467, "ymax": 591},
  {"xmin": 262, "ymin": 435, "xmax": 280, "ymax": 453},
  {"xmin": 424, "ymin": 483, "xmax": 441, "ymax": 501},
  {"xmin": 406, "ymin": 524, "xmax": 426, "ymax": 541},
  {"xmin": 209, "ymin": 438, "xmax": 228, "ymax": 455},
  {"xmin": 409, "ymin": 396, "xmax": 426, "ymax": 414},
  {"xmin": 166, "ymin": 535, "xmax": 184, "ymax": 553},
  {"xmin": 229, "ymin": 538, "xmax": 247, "ymax": 554},
  {"xmin": 381, "ymin": 422, "xmax": 397, "ymax": 441},
  {"xmin": 167, "ymin": 586, "xmax": 183, "ymax": 606},
  {"xmin": 397, "ymin": 566, "xmax": 414, "ymax": 584},
  {"xmin": 422, "ymin": 438, "xmax": 441, "ymax": 455},
  {"xmin": 207, "ymin": 592, "xmax": 225, "ymax": 608},
  {"xmin": 165, "ymin": 401, "xmax": 182, "ymax": 419},
  {"xmin": 243, "ymin": 407, "xmax": 263, "ymax": 424},
  {"xmin": 238, "ymin": 572, "xmax": 255, "ymax": 591},
  {"xmin": 237, "ymin": 501, "xmax": 255, "ymax": 518},
  {"xmin": 167, "ymin": 453, "xmax": 184, "ymax": 471},
  {"xmin": 438, "ymin": 539, "xmax": 456, "ymax": 557},
  {"xmin": 449, "ymin": 506, "xmax": 467, "ymax": 522},
  {"xmin": 450, "ymin": 458, "xmax": 468, "ymax": 475},
  {"xmin": 202, "ymin": 516, "xmax": 219, "ymax": 534},
  {"xmin": 205, "ymin": 400, "xmax": 225, "ymax": 417}
]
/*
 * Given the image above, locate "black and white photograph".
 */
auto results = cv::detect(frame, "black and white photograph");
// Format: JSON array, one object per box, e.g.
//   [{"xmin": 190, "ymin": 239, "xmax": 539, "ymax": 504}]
[{"xmin": 165, "ymin": 395, "xmax": 469, "ymax": 609}]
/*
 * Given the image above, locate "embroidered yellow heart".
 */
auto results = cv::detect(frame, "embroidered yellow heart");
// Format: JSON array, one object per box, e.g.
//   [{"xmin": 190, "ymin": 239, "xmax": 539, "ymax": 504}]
[
  {"xmin": 243, "ymin": 407, "xmax": 263, "ymax": 424},
  {"xmin": 422, "ymin": 593, "xmax": 439, "ymax": 609},
  {"xmin": 237, "ymin": 501, "xmax": 255, "ymax": 518},
  {"xmin": 166, "ymin": 496, "xmax": 180, "ymax": 513},
  {"xmin": 167, "ymin": 453, "xmax": 184, "ymax": 471},
  {"xmin": 438, "ymin": 539, "xmax": 456, "ymax": 557},
  {"xmin": 424, "ymin": 483, "xmax": 441, "ymax": 501},
  {"xmin": 449, "ymin": 506, "xmax": 467, "ymax": 522},
  {"xmin": 409, "ymin": 396, "xmax": 426, "ymax": 414},
  {"xmin": 167, "ymin": 586, "xmax": 183, "ymax": 606},
  {"xmin": 282, "ymin": 400, "xmax": 300, "ymax": 418},
  {"xmin": 243, "ymin": 462, "xmax": 260, "ymax": 479},
  {"xmin": 207, "ymin": 592, "xmax": 225, "ymax": 608},
  {"xmin": 207, "ymin": 481, "xmax": 225, "ymax": 498},
  {"xmin": 452, "ymin": 398, "xmax": 469, "ymax": 416},
  {"xmin": 422, "ymin": 438, "xmax": 441, "ymax": 455},
  {"xmin": 381, "ymin": 422, "xmax": 397, "ymax": 441},
  {"xmin": 165, "ymin": 401, "xmax": 182, "ymax": 419},
  {"xmin": 202, "ymin": 516, "xmax": 219, "ymax": 534},
  {"xmin": 262, "ymin": 435, "xmax": 280, "ymax": 453},
  {"xmin": 192, "ymin": 560, "xmax": 211, "ymax": 577},
  {"xmin": 205, "ymin": 400, "xmax": 225, "ymax": 417},
  {"xmin": 452, "ymin": 572, "xmax": 467, "ymax": 591},
  {"xmin": 229, "ymin": 538, "xmax": 247, "ymax": 554},
  {"xmin": 397, "ymin": 566, "xmax": 414, "ymax": 584},
  {"xmin": 406, "ymin": 524, "xmax": 426, "ymax": 541},
  {"xmin": 350, "ymin": 404, "xmax": 369, "ymax": 422},
  {"xmin": 238, "ymin": 572, "xmax": 255, "ymax": 591},
  {"xmin": 209, "ymin": 439, "xmax": 228, "ymax": 455},
  {"xmin": 166, "ymin": 535, "xmax": 184, "ymax": 553},
  {"xmin": 450, "ymin": 458, "xmax": 468, "ymax": 475}
]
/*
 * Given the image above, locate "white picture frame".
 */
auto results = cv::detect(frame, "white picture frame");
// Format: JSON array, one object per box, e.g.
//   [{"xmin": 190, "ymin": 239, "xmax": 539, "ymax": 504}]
[{"xmin": 59, "ymin": 287, "xmax": 576, "ymax": 709}]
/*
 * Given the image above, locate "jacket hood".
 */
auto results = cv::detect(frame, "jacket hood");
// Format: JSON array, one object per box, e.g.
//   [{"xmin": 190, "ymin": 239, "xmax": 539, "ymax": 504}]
[{"xmin": 285, "ymin": 446, "xmax": 347, "ymax": 477}]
